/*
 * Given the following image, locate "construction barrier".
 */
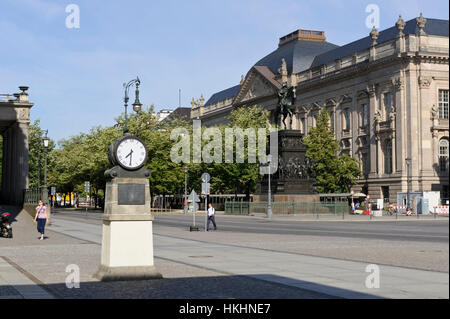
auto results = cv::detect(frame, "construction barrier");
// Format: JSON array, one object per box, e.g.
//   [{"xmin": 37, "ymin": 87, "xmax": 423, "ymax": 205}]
[{"xmin": 433, "ymin": 206, "xmax": 449, "ymax": 215}]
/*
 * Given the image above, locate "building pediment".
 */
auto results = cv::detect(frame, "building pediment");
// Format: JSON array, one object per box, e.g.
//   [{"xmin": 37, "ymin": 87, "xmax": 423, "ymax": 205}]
[{"xmin": 234, "ymin": 66, "xmax": 281, "ymax": 105}]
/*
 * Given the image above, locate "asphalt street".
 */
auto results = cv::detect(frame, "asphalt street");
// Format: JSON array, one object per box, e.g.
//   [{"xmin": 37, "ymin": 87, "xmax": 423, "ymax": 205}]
[{"xmin": 52, "ymin": 210, "xmax": 449, "ymax": 243}]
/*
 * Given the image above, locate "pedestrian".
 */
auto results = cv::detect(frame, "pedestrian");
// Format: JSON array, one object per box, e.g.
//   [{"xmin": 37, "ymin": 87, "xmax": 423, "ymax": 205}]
[
  {"xmin": 207, "ymin": 203, "xmax": 217, "ymax": 231},
  {"xmin": 34, "ymin": 200, "xmax": 49, "ymax": 240}
]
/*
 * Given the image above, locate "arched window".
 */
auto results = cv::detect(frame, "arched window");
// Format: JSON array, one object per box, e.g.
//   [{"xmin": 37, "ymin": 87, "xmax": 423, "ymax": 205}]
[
  {"xmin": 383, "ymin": 92, "xmax": 392, "ymax": 119},
  {"xmin": 439, "ymin": 138, "xmax": 449, "ymax": 172},
  {"xmin": 384, "ymin": 139, "xmax": 393, "ymax": 174},
  {"xmin": 329, "ymin": 111, "xmax": 335, "ymax": 132},
  {"xmin": 343, "ymin": 108, "xmax": 350, "ymax": 131}
]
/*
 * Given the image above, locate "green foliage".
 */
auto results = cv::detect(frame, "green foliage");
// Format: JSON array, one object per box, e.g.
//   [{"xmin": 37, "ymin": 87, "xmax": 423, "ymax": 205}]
[
  {"xmin": 28, "ymin": 120, "xmax": 56, "ymax": 189},
  {"xmin": 303, "ymin": 109, "xmax": 361, "ymax": 193},
  {"xmin": 41, "ymin": 104, "xmax": 271, "ymax": 202}
]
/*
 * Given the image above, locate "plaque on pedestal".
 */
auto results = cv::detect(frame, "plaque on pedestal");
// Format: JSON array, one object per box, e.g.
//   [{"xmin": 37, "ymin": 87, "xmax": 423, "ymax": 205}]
[{"xmin": 94, "ymin": 134, "xmax": 162, "ymax": 281}]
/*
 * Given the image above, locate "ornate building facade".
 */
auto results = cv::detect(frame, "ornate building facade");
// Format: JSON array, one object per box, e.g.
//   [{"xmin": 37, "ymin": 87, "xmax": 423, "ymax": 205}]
[{"xmin": 191, "ymin": 15, "xmax": 449, "ymax": 203}]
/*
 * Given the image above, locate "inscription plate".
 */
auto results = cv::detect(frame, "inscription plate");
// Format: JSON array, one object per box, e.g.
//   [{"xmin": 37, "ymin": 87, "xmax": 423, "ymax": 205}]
[{"xmin": 118, "ymin": 184, "xmax": 145, "ymax": 205}]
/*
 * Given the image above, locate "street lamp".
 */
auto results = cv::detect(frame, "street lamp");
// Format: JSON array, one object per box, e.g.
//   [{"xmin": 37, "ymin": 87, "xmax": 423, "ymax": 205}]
[
  {"xmin": 42, "ymin": 130, "xmax": 49, "ymax": 205},
  {"xmin": 267, "ymin": 154, "xmax": 273, "ymax": 219},
  {"xmin": 184, "ymin": 166, "xmax": 188, "ymax": 215},
  {"xmin": 405, "ymin": 157, "xmax": 412, "ymax": 212},
  {"xmin": 123, "ymin": 77, "xmax": 142, "ymax": 134}
]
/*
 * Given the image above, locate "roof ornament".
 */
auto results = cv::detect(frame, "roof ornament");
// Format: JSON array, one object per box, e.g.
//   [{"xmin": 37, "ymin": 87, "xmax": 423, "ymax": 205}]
[
  {"xmin": 416, "ymin": 12, "xmax": 427, "ymax": 35},
  {"xmin": 190, "ymin": 98, "xmax": 197, "ymax": 108},
  {"xmin": 396, "ymin": 15, "xmax": 406, "ymax": 37},
  {"xmin": 370, "ymin": 26, "xmax": 379, "ymax": 46},
  {"xmin": 240, "ymin": 75, "xmax": 245, "ymax": 85},
  {"xmin": 191, "ymin": 96, "xmax": 204, "ymax": 109}
]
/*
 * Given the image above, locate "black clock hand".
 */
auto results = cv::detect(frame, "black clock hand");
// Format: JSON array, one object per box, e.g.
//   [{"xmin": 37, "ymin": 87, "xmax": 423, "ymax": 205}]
[{"xmin": 125, "ymin": 149, "xmax": 133, "ymax": 166}]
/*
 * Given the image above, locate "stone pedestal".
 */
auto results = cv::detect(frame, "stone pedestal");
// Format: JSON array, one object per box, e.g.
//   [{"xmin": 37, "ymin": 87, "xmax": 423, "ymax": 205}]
[
  {"xmin": 257, "ymin": 130, "xmax": 316, "ymax": 198},
  {"xmin": 94, "ymin": 173, "xmax": 162, "ymax": 281}
]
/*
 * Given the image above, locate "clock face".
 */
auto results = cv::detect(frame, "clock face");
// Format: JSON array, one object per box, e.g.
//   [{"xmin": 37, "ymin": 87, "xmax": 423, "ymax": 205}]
[{"xmin": 115, "ymin": 137, "xmax": 147, "ymax": 170}]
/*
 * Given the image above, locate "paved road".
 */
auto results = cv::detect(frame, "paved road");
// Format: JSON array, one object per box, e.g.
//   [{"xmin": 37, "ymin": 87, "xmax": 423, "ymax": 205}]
[
  {"xmin": 47, "ymin": 210, "xmax": 449, "ymax": 298},
  {"xmin": 53, "ymin": 210, "xmax": 449, "ymax": 243}
]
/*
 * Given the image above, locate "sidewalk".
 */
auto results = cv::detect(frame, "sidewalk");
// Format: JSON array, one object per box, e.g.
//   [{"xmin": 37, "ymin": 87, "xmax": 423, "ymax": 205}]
[{"xmin": 0, "ymin": 211, "xmax": 332, "ymax": 299}]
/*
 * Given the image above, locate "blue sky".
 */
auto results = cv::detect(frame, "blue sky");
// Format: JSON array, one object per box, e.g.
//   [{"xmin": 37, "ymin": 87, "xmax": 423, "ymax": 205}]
[{"xmin": 0, "ymin": 0, "xmax": 448, "ymax": 143}]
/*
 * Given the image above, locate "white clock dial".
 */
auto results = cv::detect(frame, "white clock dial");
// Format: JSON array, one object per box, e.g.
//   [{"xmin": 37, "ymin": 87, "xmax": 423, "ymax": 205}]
[{"xmin": 116, "ymin": 138, "xmax": 147, "ymax": 169}]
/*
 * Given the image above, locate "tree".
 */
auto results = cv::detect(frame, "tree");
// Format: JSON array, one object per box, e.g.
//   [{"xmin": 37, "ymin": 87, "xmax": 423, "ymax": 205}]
[
  {"xmin": 28, "ymin": 120, "xmax": 56, "ymax": 189},
  {"xmin": 303, "ymin": 109, "xmax": 361, "ymax": 193}
]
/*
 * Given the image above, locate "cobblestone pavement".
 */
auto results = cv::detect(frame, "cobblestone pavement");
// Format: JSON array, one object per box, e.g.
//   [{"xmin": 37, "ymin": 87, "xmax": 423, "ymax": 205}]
[
  {"xmin": 52, "ymin": 210, "xmax": 449, "ymax": 273},
  {"xmin": 0, "ymin": 211, "xmax": 333, "ymax": 299}
]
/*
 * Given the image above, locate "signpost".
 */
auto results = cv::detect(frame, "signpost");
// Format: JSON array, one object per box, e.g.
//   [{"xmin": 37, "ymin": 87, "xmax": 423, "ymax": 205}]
[
  {"xmin": 84, "ymin": 181, "xmax": 90, "ymax": 215},
  {"xmin": 189, "ymin": 190, "xmax": 200, "ymax": 232},
  {"xmin": 201, "ymin": 173, "xmax": 210, "ymax": 232}
]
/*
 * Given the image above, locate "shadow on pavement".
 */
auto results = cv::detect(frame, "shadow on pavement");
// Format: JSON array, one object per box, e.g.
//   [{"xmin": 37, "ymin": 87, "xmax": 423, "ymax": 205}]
[{"xmin": 0, "ymin": 272, "xmax": 384, "ymax": 299}]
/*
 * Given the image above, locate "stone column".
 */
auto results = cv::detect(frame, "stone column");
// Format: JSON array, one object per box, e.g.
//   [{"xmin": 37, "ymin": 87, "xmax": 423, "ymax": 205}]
[
  {"xmin": 393, "ymin": 77, "xmax": 404, "ymax": 175},
  {"xmin": 368, "ymin": 84, "xmax": 378, "ymax": 176}
]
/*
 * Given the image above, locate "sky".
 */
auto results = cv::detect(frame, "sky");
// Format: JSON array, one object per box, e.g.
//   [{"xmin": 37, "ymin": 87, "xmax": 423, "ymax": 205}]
[{"xmin": 0, "ymin": 0, "xmax": 448, "ymax": 143}]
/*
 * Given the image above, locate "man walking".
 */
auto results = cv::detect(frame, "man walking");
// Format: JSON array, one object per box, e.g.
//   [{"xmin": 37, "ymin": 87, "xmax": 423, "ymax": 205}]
[{"xmin": 207, "ymin": 203, "xmax": 217, "ymax": 231}]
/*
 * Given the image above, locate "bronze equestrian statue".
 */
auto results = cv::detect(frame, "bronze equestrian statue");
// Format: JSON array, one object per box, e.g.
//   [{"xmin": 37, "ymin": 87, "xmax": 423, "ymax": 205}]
[{"xmin": 275, "ymin": 82, "xmax": 296, "ymax": 129}]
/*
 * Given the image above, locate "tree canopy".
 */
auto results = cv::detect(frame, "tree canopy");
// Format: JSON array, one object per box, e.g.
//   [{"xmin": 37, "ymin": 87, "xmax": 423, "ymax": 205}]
[{"xmin": 303, "ymin": 109, "xmax": 361, "ymax": 193}]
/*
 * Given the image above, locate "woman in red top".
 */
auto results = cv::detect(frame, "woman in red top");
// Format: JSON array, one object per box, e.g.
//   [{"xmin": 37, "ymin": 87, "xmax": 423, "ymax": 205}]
[{"xmin": 34, "ymin": 200, "xmax": 48, "ymax": 240}]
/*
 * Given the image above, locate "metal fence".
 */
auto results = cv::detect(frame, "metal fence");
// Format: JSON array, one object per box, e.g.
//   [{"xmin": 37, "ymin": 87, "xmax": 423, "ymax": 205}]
[
  {"xmin": 23, "ymin": 188, "xmax": 43, "ymax": 205},
  {"xmin": 225, "ymin": 201, "xmax": 349, "ymax": 216}
]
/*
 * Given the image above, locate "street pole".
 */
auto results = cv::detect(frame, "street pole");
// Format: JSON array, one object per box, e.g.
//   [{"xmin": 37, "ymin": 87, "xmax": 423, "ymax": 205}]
[
  {"xmin": 267, "ymin": 155, "xmax": 273, "ymax": 219},
  {"xmin": 204, "ymin": 195, "xmax": 208, "ymax": 232},
  {"xmin": 184, "ymin": 167, "xmax": 187, "ymax": 215},
  {"xmin": 406, "ymin": 157, "xmax": 411, "ymax": 214},
  {"xmin": 37, "ymin": 146, "xmax": 41, "ymax": 190}
]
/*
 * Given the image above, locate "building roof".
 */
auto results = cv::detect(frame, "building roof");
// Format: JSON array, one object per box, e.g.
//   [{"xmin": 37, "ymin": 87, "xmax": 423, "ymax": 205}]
[
  {"xmin": 311, "ymin": 18, "xmax": 449, "ymax": 68},
  {"xmin": 205, "ymin": 84, "xmax": 240, "ymax": 106},
  {"xmin": 255, "ymin": 39, "xmax": 339, "ymax": 74},
  {"xmin": 162, "ymin": 107, "xmax": 191, "ymax": 122}
]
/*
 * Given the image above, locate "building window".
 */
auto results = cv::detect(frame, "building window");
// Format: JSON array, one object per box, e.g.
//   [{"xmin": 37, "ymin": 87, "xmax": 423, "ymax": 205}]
[
  {"xmin": 343, "ymin": 108, "xmax": 350, "ymax": 131},
  {"xmin": 361, "ymin": 103, "xmax": 369, "ymax": 127},
  {"xmin": 381, "ymin": 186, "xmax": 390, "ymax": 203},
  {"xmin": 301, "ymin": 117, "xmax": 306, "ymax": 134},
  {"xmin": 383, "ymin": 92, "xmax": 392, "ymax": 119},
  {"xmin": 362, "ymin": 152, "xmax": 370, "ymax": 175},
  {"xmin": 439, "ymin": 89, "xmax": 449, "ymax": 119},
  {"xmin": 384, "ymin": 139, "xmax": 393, "ymax": 174},
  {"xmin": 439, "ymin": 138, "xmax": 449, "ymax": 172},
  {"xmin": 329, "ymin": 111, "xmax": 335, "ymax": 132}
]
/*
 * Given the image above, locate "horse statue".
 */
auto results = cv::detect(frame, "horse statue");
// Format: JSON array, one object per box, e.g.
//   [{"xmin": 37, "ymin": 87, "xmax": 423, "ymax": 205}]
[{"xmin": 275, "ymin": 82, "xmax": 296, "ymax": 129}]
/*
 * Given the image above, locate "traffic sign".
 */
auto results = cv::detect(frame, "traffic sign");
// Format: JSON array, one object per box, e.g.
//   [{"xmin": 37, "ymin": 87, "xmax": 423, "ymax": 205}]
[
  {"xmin": 51, "ymin": 187, "xmax": 56, "ymax": 196},
  {"xmin": 201, "ymin": 173, "xmax": 210, "ymax": 183},
  {"xmin": 202, "ymin": 182, "xmax": 210, "ymax": 195},
  {"xmin": 84, "ymin": 181, "xmax": 90, "ymax": 193},
  {"xmin": 188, "ymin": 190, "xmax": 200, "ymax": 204}
]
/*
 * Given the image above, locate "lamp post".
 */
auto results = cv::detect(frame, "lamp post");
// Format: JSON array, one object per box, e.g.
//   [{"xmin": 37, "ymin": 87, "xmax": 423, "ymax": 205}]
[
  {"xmin": 406, "ymin": 157, "xmax": 412, "ymax": 212},
  {"xmin": 267, "ymin": 154, "xmax": 273, "ymax": 219},
  {"xmin": 123, "ymin": 77, "xmax": 142, "ymax": 134},
  {"xmin": 184, "ymin": 166, "xmax": 188, "ymax": 215},
  {"xmin": 40, "ymin": 130, "xmax": 49, "ymax": 202}
]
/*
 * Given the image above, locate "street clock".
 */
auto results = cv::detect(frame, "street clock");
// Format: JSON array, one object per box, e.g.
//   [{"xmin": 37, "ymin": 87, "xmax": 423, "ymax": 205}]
[{"xmin": 108, "ymin": 134, "xmax": 148, "ymax": 171}]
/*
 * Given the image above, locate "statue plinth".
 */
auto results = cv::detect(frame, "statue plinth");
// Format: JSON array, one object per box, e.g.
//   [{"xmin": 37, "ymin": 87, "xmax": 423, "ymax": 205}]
[
  {"xmin": 94, "ymin": 166, "xmax": 162, "ymax": 281},
  {"xmin": 255, "ymin": 130, "xmax": 319, "ymax": 206}
]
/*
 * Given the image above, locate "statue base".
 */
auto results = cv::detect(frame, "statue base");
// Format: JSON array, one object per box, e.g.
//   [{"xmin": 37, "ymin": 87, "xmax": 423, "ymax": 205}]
[
  {"xmin": 94, "ymin": 174, "xmax": 162, "ymax": 282},
  {"xmin": 257, "ymin": 130, "xmax": 316, "ymax": 198}
]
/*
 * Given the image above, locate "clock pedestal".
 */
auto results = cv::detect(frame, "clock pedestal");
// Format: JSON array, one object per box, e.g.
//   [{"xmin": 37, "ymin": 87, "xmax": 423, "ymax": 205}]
[{"xmin": 94, "ymin": 167, "xmax": 162, "ymax": 281}]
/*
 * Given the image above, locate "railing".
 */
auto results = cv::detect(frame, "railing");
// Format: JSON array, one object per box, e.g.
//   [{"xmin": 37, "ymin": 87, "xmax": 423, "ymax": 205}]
[
  {"xmin": 23, "ymin": 188, "xmax": 43, "ymax": 204},
  {"xmin": 225, "ymin": 201, "xmax": 349, "ymax": 216}
]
